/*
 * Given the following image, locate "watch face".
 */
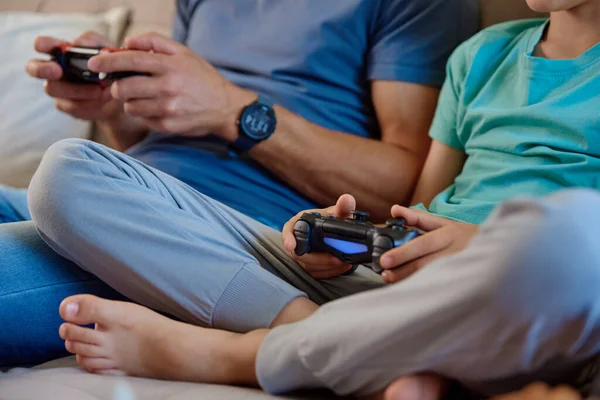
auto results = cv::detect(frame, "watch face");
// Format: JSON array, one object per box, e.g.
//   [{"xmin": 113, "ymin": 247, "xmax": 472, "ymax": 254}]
[{"xmin": 241, "ymin": 103, "xmax": 276, "ymax": 140}]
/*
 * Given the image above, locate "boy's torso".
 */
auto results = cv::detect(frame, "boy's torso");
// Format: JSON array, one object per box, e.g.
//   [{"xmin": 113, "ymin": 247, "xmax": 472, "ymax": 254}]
[{"xmin": 429, "ymin": 20, "xmax": 600, "ymax": 224}]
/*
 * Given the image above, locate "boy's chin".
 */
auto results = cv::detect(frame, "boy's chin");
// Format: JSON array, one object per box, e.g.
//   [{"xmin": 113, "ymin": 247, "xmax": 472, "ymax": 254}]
[
  {"xmin": 526, "ymin": 0, "xmax": 588, "ymax": 12},
  {"xmin": 525, "ymin": 0, "xmax": 552, "ymax": 12}
]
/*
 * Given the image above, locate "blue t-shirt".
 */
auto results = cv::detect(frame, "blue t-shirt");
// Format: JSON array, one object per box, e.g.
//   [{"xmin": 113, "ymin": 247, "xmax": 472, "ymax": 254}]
[
  {"xmin": 421, "ymin": 19, "xmax": 600, "ymax": 224},
  {"xmin": 127, "ymin": 0, "xmax": 479, "ymax": 229}
]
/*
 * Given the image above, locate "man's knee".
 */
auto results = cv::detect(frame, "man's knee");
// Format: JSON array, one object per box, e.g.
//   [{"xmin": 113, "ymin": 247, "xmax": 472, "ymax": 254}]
[{"xmin": 485, "ymin": 189, "xmax": 600, "ymax": 319}]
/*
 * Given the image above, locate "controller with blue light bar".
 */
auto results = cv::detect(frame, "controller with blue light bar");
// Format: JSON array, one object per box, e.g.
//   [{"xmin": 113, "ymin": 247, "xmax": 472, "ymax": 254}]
[{"xmin": 293, "ymin": 210, "xmax": 422, "ymax": 274}]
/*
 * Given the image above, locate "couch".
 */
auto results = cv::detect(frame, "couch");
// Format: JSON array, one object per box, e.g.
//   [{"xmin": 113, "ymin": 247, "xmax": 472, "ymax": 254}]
[
  {"xmin": 0, "ymin": 0, "xmax": 543, "ymax": 40},
  {"xmin": 0, "ymin": 1, "xmax": 545, "ymax": 399}
]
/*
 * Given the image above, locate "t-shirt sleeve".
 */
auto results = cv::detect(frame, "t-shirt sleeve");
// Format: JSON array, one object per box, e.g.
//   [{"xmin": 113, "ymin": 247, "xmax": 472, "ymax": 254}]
[
  {"xmin": 367, "ymin": 0, "xmax": 479, "ymax": 86},
  {"xmin": 172, "ymin": 0, "xmax": 190, "ymax": 44},
  {"xmin": 428, "ymin": 39, "xmax": 473, "ymax": 151}
]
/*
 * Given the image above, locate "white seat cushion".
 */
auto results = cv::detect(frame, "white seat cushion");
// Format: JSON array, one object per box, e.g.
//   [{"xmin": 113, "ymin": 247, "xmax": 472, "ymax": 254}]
[{"xmin": 1, "ymin": 356, "xmax": 338, "ymax": 400}]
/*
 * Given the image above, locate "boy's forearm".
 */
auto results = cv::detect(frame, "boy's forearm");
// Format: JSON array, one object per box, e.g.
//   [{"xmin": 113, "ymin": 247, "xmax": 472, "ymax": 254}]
[{"xmin": 225, "ymin": 329, "xmax": 270, "ymax": 387}]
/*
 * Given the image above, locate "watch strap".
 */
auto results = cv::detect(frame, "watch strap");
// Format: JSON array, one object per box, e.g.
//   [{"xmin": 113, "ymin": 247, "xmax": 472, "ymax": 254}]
[
  {"xmin": 229, "ymin": 94, "xmax": 274, "ymax": 158},
  {"xmin": 257, "ymin": 94, "xmax": 273, "ymax": 107},
  {"xmin": 228, "ymin": 135, "xmax": 256, "ymax": 158}
]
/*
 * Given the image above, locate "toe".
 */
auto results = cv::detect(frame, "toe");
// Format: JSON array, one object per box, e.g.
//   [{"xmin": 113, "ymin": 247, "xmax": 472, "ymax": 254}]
[
  {"xmin": 76, "ymin": 355, "xmax": 117, "ymax": 372},
  {"xmin": 59, "ymin": 323, "xmax": 103, "ymax": 345},
  {"xmin": 384, "ymin": 375, "xmax": 446, "ymax": 400},
  {"xmin": 65, "ymin": 340, "xmax": 106, "ymax": 358},
  {"xmin": 60, "ymin": 294, "xmax": 122, "ymax": 326},
  {"xmin": 96, "ymin": 369, "xmax": 127, "ymax": 377}
]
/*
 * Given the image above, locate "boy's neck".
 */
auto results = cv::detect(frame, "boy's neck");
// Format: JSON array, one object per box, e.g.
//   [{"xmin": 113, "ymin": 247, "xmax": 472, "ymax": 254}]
[{"xmin": 537, "ymin": 2, "xmax": 600, "ymax": 59}]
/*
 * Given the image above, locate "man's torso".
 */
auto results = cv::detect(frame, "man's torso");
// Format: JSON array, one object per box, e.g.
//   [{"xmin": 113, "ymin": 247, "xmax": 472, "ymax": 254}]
[{"xmin": 130, "ymin": 0, "xmax": 477, "ymax": 228}]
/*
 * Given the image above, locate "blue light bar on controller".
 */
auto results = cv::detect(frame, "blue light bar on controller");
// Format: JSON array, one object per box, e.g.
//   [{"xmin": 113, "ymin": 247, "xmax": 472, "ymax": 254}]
[{"xmin": 324, "ymin": 237, "xmax": 368, "ymax": 254}]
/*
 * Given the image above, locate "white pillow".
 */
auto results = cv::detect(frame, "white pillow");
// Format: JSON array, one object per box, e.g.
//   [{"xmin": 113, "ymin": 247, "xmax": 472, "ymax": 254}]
[{"xmin": 0, "ymin": 8, "xmax": 130, "ymax": 188}]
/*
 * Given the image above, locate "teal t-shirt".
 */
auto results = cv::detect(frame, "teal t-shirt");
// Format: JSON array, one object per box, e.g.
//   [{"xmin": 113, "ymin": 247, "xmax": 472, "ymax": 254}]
[{"xmin": 423, "ymin": 19, "xmax": 600, "ymax": 224}]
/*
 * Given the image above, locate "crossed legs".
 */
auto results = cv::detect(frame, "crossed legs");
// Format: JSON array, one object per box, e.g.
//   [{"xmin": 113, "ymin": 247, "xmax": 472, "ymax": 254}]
[{"xmin": 27, "ymin": 139, "xmax": 600, "ymax": 397}]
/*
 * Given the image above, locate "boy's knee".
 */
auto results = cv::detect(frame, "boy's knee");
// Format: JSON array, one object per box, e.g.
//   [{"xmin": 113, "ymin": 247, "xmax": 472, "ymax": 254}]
[
  {"xmin": 486, "ymin": 190, "xmax": 600, "ymax": 319},
  {"xmin": 28, "ymin": 139, "xmax": 98, "ymax": 236},
  {"xmin": 30, "ymin": 138, "xmax": 92, "ymax": 187}
]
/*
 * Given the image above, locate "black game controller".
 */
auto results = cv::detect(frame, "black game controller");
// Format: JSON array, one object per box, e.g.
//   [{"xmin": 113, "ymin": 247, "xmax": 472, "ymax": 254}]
[
  {"xmin": 293, "ymin": 210, "xmax": 422, "ymax": 274},
  {"xmin": 51, "ymin": 44, "xmax": 147, "ymax": 85}
]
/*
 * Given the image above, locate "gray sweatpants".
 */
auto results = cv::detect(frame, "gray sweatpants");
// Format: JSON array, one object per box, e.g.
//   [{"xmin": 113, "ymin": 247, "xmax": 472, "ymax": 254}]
[{"xmin": 28, "ymin": 139, "xmax": 600, "ymax": 397}]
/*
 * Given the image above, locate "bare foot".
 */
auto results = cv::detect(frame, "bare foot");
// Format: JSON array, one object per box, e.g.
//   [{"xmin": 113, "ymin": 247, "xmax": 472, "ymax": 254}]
[
  {"xmin": 363, "ymin": 374, "xmax": 445, "ymax": 400},
  {"xmin": 58, "ymin": 294, "xmax": 256, "ymax": 384},
  {"xmin": 382, "ymin": 375, "xmax": 446, "ymax": 400}
]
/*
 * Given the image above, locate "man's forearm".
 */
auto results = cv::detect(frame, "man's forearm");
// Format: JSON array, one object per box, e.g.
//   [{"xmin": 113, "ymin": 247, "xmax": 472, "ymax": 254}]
[{"xmin": 249, "ymin": 107, "xmax": 425, "ymax": 221}]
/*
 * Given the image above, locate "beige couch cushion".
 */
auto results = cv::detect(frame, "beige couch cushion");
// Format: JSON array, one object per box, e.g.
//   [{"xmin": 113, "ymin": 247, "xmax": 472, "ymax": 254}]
[
  {"xmin": 0, "ymin": 7, "xmax": 131, "ymax": 187},
  {"xmin": 0, "ymin": 0, "xmax": 175, "ymax": 37},
  {"xmin": 0, "ymin": 0, "xmax": 176, "ymax": 146},
  {"xmin": 0, "ymin": 0, "xmax": 545, "ymax": 41}
]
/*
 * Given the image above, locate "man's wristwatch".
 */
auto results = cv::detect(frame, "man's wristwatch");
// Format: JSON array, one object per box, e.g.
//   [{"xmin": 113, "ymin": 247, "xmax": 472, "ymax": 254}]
[{"xmin": 228, "ymin": 94, "xmax": 277, "ymax": 158}]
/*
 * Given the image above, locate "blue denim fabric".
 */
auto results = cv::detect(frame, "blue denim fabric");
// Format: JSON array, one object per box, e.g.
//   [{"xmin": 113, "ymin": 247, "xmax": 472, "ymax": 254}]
[
  {"xmin": 0, "ymin": 186, "xmax": 124, "ymax": 367},
  {"xmin": 0, "ymin": 186, "xmax": 30, "ymax": 223}
]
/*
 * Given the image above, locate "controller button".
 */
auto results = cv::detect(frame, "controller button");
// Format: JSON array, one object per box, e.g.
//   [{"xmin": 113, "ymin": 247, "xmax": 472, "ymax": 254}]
[
  {"xmin": 386, "ymin": 218, "xmax": 407, "ymax": 229},
  {"xmin": 351, "ymin": 210, "xmax": 370, "ymax": 221},
  {"xmin": 294, "ymin": 220, "xmax": 310, "ymax": 234},
  {"xmin": 373, "ymin": 236, "xmax": 394, "ymax": 249}
]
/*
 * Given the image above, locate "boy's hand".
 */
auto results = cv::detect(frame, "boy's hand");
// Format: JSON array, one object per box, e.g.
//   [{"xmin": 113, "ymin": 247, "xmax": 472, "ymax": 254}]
[
  {"xmin": 379, "ymin": 206, "xmax": 478, "ymax": 284},
  {"xmin": 26, "ymin": 32, "xmax": 125, "ymax": 122},
  {"xmin": 282, "ymin": 194, "xmax": 356, "ymax": 279}
]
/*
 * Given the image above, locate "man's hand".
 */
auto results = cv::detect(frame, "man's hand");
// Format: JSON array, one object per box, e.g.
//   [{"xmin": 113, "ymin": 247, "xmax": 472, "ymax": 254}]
[
  {"xmin": 26, "ymin": 31, "xmax": 125, "ymax": 122},
  {"xmin": 379, "ymin": 206, "xmax": 478, "ymax": 284},
  {"xmin": 89, "ymin": 32, "xmax": 255, "ymax": 140},
  {"xmin": 282, "ymin": 194, "xmax": 357, "ymax": 279}
]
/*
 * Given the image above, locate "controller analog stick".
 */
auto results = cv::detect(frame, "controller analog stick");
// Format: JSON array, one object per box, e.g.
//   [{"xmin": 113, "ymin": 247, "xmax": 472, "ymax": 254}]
[
  {"xmin": 351, "ymin": 210, "xmax": 370, "ymax": 221},
  {"xmin": 386, "ymin": 218, "xmax": 407, "ymax": 229}
]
